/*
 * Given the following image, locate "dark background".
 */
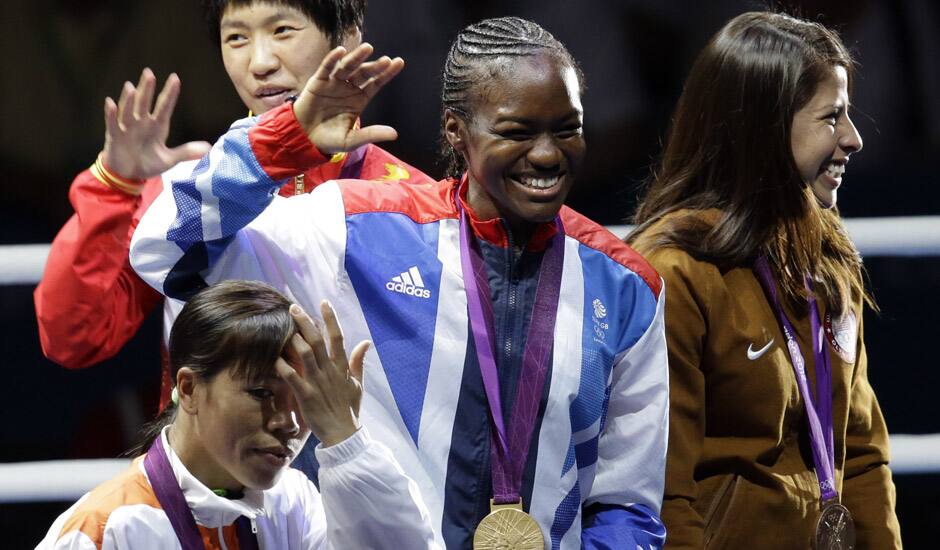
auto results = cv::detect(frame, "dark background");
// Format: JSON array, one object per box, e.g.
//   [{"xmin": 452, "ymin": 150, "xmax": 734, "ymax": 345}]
[{"xmin": 2, "ymin": 0, "xmax": 937, "ymax": 547}]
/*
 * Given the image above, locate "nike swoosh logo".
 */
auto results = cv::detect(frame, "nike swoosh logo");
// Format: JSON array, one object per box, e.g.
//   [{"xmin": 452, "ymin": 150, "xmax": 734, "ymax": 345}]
[{"xmin": 747, "ymin": 339, "xmax": 775, "ymax": 360}]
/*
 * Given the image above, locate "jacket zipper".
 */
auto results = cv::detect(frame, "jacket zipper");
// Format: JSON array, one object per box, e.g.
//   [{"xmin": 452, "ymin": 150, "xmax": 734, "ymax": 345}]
[
  {"xmin": 502, "ymin": 225, "xmax": 518, "ymax": 392},
  {"xmin": 703, "ymin": 474, "xmax": 739, "ymax": 547}
]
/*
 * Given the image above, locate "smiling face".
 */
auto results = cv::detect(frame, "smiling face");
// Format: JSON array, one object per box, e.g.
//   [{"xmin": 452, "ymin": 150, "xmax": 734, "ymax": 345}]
[
  {"xmin": 790, "ymin": 65, "xmax": 863, "ymax": 208},
  {"xmin": 220, "ymin": 2, "xmax": 361, "ymax": 115},
  {"xmin": 184, "ymin": 366, "xmax": 309, "ymax": 491},
  {"xmin": 445, "ymin": 53, "xmax": 585, "ymax": 237}
]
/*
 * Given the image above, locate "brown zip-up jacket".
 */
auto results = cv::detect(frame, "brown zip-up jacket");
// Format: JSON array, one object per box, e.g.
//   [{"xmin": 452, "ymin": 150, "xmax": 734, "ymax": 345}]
[{"xmin": 632, "ymin": 210, "xmax": 902, "ymax": 549}]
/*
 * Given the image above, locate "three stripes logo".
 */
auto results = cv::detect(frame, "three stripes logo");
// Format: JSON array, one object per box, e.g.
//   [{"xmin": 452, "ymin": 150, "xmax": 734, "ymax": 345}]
[{"xmin": 386, "ymin": 266, "xmax": 432, "ymax": 299}]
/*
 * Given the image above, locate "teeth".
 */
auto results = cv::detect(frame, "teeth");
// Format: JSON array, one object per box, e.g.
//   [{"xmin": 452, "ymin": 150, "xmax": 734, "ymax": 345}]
[
  {"xmin": 824, "ymin": 163, "xmax": 845, "ymax": 178},
  {"xmin": 518, "ymin": 175, "xmax": 561, "ymax": 189}
]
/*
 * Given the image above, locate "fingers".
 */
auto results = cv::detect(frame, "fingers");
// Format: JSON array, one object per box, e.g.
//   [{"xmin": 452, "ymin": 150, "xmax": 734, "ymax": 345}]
[
  {"xmin": 289, "ymin": 305, "xmax": 334, "ymax": 377},
  {"xmin": 309, "ymin": 46, "xmax": 349, "ymax": 87},
  {"xmin": 153, "ymin": 73, "xmax": 181, "ymax": 125},
  {"xmin": 343, "ymin": 56, "xmax": 387, "ymax": 87},
  {"xmin": 275, "ymin": 356, "xmax": 308, "ymax": 396},
  {"xmin": 308, "ymin": 43, "xmax": 392, "ymax": 90},
  {"xmin": 290, "ymin": 304, "xmax": 324, "ymax": 355},
  {"xmin": 290, "ymin": 332, "xmax": 321, "ymax": 372},
  {"xmin": 117, "ymin": 81, "xmax": 135, "ymax": 130},
  {"xmin": 330, "ymin": 43, "xmax": 375, "ymax": 82},
  {"xmin": 346, "ymin": 124, "xmax": 399, "ymax": 149},
  {"xmin": 358, "ymin": 57, "xmax": 405, "ymax": 97},
  {"xmin": 133, "ymin": 68, "xmax": 156, "ymax": 120},
  {"xmin": 319, "ymin": 300, "xmax": 348, "ymax": 370},
  {"xmin": 103, "ymin": 97, "xmax": 120, "ymax": 138},
  {"xmin": 348, "ymin": 340, "xmax": 371, "ymax": 383}
]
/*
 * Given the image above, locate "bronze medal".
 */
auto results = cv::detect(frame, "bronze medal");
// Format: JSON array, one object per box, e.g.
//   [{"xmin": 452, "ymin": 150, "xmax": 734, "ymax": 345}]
[
  {"xmin": 814, "ymin": 501, "xmax": 856, "ymax": 550},
  {"xmin": 473, "ymin": 500, "xmax": 544, "ymax": 550}
]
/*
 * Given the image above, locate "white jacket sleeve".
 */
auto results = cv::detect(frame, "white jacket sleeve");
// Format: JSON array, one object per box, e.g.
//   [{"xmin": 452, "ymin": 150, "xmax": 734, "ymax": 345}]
[
  {"xmin": 582, "ymin": 280, "xmax": 669, "ymax": 549},
  {"xmin": 313, "ymin": 428, "xmax": 439, "ymax": 549},
  {"xmin": 130, "ymin": 109, "xmax": 346, "ymax": 311}
]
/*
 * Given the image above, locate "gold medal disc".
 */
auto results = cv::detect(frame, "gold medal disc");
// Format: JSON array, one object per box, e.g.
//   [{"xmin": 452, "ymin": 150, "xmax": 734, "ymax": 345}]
[
  {"xmin": 473, "ymin": 502, "xmax": 544, "ymax": 550},
  {"xmin": 814, "ymin": 501, "xmax": 856, "ymax": 550}
]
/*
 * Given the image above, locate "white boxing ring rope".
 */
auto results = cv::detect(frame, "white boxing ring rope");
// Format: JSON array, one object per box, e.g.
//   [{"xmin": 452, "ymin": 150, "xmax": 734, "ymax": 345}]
[
  {"xmin": 1, "ymin": 216, "xmax": 938, "ymax": 503},
  {"xmin": 2, "ymin": 216, "xmax": 938, "ymax": 286}
]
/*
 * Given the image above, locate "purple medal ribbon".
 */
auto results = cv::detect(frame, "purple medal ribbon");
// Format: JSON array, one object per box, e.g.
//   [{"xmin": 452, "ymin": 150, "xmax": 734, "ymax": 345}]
[
  {"xmin": 338, "ymin": 144, "xmax": 367, "ymax": 179},
  {"xmin": 457, "ymin": 201, "xmax": 565, "ymax": 505},
  {"xmin": 143, "ymin": 435, "xmax": 260, "ymax": 550},
  {"xmin": 753, "ymin": 256, "xmax": 837, "ymax": 502}
]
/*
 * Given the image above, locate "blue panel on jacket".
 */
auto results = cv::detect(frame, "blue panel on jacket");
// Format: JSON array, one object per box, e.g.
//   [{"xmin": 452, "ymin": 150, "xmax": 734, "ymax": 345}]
[{"xmin": 344, "ymin": 212, "xmax": 443, "ymax": 444}]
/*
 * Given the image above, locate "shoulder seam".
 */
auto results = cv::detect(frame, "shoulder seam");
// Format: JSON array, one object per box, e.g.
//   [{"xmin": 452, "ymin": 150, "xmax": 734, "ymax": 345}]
[{"xmin": 561, "ymin": 208, "xmax": 662, "ymax": 297}]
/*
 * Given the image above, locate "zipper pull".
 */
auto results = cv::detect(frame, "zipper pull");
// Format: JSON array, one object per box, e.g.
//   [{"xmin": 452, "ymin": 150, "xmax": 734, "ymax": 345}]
[
  {"xmin": 251, "ymin": 517, "xmax": 258, "ymax": 534},
  {"xmin": 294, "ymin": 174, "xmax": 305, "ymax": 195}
]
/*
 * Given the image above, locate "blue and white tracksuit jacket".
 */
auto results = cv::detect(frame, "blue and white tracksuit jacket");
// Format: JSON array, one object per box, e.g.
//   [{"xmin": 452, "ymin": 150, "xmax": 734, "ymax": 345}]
[{"xmin": 130, "ymin": 103, "xmax": 670, "ymax": 549}]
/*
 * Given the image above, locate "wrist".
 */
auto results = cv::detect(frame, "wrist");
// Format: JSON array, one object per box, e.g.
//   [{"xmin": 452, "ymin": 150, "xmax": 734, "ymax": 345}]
[
  {"xmin": 315, "ymin": 418, "xmax": 360, "ymax": 448},
  {"xmin": 252, "ymin": 103, "xmax": 329, "ymax": 180},
  {"xmin": 314, "ymin": 426, "xmax": 370, "ymax": 468},
  {"xmin": 92, "ymin": 152, "xmax": 146, "ymax": 195}
]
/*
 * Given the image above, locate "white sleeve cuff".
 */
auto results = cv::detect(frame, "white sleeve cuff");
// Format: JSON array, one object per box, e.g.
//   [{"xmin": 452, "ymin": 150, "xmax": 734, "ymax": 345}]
[{"xmin": 313, "ymin": 427, "xmax": 370, "ymax": 469}]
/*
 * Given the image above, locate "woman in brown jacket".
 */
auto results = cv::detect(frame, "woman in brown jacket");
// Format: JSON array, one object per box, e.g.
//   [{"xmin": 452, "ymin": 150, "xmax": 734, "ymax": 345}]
[{"xmin": 628, "ymin": 12, "xmax": 902, "ymax": 550}]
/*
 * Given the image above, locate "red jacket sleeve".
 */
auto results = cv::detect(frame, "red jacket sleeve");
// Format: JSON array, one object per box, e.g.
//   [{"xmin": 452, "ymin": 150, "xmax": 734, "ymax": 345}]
[{"xmin": 34, "ymin": 168, "xmax": 163, "ymax": 368}]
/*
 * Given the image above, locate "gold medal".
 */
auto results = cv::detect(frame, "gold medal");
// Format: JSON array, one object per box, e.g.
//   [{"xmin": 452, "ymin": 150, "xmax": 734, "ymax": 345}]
[
  {"xmin": 473, "ymin": 499, "xmax": 544, "ymax": 550},
  {"xmin": 814, "ymin": 501, "xmax": 855, "ymax": 550}
]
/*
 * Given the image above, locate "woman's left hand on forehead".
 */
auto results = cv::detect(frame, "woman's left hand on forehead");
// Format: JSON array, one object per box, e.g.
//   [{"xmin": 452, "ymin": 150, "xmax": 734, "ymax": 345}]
[
  {"xmin": 274, "ymin": 301, "xmax": 370, "ymax": 447},
  {"xmin": 293, "ymin": 43, "xmax": 404, "ymax": 155}
]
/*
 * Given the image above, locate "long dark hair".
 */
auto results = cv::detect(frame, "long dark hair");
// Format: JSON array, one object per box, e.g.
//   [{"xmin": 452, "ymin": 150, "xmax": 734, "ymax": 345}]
[
  {"xmin": 127, "ymin": 280, "xmax": 295, "ymax": 456},
  {"xmin": 438, "ymin": 16, "xmax": 584, "ymax": 178},
  {"xmin": 629, "ymin": 11, "xmax": 871, "ymax": 314}
]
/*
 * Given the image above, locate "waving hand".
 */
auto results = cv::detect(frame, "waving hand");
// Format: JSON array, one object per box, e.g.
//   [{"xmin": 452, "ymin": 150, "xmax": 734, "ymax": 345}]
[
  {"xmin": 292, "ymin": 43, "xmax": 404, "ymax": 154},
  {"xmin": 102, "ymin": 68, "xmax": 211, "ymax": 180}
]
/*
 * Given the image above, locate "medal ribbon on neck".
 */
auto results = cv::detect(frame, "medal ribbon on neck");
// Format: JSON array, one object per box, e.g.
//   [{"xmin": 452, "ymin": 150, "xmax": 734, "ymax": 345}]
[
  {"xmin": 754, "ymin": 256, "xmax": 837, "ymax": 502},
  {"xmin": 457, "ymin": 199, "xmax": 565, "ymax": 505},
  {"xmin": 144, "ymin": 435, "xmax": 260, "ymax": 550}
]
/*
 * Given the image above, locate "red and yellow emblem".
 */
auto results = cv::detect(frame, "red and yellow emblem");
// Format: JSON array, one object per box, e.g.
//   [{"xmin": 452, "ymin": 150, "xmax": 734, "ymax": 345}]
[{"xmin": 381, "ymin": 163, "xmax": 410, "ymax": 181}]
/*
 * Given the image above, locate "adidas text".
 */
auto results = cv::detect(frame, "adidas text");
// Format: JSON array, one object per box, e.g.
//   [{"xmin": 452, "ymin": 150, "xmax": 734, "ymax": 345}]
[{"xmin": 386, "ymin": 281, "xmax": 431, "ymax": 298}]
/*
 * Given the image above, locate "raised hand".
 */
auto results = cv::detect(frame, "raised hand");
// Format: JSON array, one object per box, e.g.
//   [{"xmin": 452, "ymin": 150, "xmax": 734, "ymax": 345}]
[
  {"xmin": 101, "ymin": 68, "xmax": 211, "ymax": 180},
  {"xmin": 275, "ymin": 301, "xmax": 370, "ymax": 447},
  {"xmin": 292, "ymin": 43, "xmax": 404, "ymax": 154}
]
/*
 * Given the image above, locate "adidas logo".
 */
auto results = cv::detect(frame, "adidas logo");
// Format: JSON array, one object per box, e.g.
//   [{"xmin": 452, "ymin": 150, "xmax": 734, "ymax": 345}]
[{"xmin": 386, "ymin": 266, "xmax": 432, "ymax": 299}]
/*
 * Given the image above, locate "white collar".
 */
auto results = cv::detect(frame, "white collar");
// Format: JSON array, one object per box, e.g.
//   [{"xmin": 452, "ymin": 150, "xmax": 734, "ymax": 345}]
[{"xmin": 139, "ymin": 428, "xmax": 267, "ymax": 528}]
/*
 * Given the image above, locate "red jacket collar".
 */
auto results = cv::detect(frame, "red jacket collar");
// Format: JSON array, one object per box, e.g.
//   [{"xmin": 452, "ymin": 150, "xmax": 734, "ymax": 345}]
[{"xmin": 453, "ymin": 174, "xmax": 559, "ymax": 251}]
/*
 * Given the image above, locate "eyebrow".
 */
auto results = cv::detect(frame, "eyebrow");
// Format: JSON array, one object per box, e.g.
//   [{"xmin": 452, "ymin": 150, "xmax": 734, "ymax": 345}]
[
  {"xmin": 818, "ymin": 101, "xmax": 847, "ymax": 114},
  {"xmin": 220, "ymin": 10, "xmax": 304, "ymax": 30},
  {"xmin": 493, "ymin": 111, "xmax": 583, "ymax": 125}
]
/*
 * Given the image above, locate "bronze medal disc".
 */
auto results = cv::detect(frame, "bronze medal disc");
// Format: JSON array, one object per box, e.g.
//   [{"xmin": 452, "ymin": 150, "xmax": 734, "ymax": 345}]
[
  {"xmin": 473, "ymin": 507, "xmax": 544, "ymax": 550},
  {"xmin": 814, "ymin": 502, "xmax": 856, "ymax": 550}
]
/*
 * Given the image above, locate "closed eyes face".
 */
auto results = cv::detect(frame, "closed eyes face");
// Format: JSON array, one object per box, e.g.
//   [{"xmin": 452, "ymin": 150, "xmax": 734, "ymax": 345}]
[
  {"xmin": 790, "ymin": 65, "xmax": 863, "ymax": 208},
  {"xmin": 446, "ymin": 53, "xmax": 586, "ymax": 238},
  {"xmin": 193, "ymin": 367, "xmax": 308, "ymax": 491},
  {"xmin": 219, "ymin": 2, "xmax": 361, "ymax": 115}
]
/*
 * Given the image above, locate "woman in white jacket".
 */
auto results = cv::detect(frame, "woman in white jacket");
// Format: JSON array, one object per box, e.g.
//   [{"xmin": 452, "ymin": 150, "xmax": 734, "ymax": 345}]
[{"xmin": 37, "ymin": 280, "xmax": 436, "ymax": 550}]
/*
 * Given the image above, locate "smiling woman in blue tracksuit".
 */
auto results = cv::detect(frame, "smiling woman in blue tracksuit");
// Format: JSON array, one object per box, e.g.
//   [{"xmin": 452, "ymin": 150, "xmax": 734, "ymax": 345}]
[{"xmin": 131, "ymin": 17, "xmax": 669, "ymax": 549}]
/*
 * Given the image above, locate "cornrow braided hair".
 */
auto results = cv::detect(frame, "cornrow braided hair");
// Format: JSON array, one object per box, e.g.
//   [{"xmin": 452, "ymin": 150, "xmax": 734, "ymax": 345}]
[{"xmin": 439, "ymin": 17, "xmax": 584, "ymax": 178}]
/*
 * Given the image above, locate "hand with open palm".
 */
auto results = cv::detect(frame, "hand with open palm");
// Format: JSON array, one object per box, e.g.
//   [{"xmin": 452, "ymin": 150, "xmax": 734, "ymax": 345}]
[
  {"xmin": 275, "ymin": 301, "xmax": 370, "ymax": 447},
  {"xmin": 101, "ymin": 68, "xmax": 211, "ymax": 180},
  {"xmin": 292, "ymin": 43, "xmax": 404, "ymax": 155}
]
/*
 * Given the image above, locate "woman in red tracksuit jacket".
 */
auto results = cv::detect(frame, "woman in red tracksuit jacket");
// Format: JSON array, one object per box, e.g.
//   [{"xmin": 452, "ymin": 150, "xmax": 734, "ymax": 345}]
[{"xmin": 33, "ymin": 0, "xmax": 430, "ymax": 408}]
